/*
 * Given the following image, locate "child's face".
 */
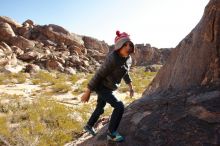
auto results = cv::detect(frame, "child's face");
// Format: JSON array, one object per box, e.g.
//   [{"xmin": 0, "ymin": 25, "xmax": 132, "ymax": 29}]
[{"xmin": 119, "ymin": 41, "xmax": 134, "ymax": 57}]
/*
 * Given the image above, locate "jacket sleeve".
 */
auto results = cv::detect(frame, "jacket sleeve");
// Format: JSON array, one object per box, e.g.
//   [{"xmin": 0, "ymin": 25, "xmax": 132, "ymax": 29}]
[
  {"xmin": 87, "ymin": 54, "xmax": 115, "ymax": 92},
  {"xmin": 123, "ymin": 55, "xmax": 132, "ymax": 84},
  {"xmin": 123, "ymin": 72, "xmax": 132, "ymax": 84}
]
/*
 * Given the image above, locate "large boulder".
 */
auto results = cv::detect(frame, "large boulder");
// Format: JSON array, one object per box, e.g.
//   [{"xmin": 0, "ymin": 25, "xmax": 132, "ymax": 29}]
[
  {"xmin": 0, "ymin": 22, "xmax": 15, "ymax": 42},
  {"xmin": 9, "ymin": 36, "xmax": 35, "ymax": 49},
  {"xmin": 79, "ymin": 0, "xmax": 220, "ymax": 146},
  {"xmin": 83, "ymin": 36, "xmax": 109, "ymax": 54},
  {"xmin": 18, "ymin": 51, "xmax": 39, "ymax": 62},
  {"xmin": 23, "ymin": 19, "xmax": 34, "ymax": 26},
  {"xmin": 132, "ymin": 44, "xmax": 171, "ymax": 66},
  {"xmin": 143, "ymin": 0, "xmax": 220, "ymax": 96},
  {"xmin": 0, "ymin": 16, "xmax": 22, "ymax": 31},
  {"xmin": 32, "ymin": 24, "xmax": 84, "ymax": 47},
  {"xmin": 46, "ymin": 59, "xmax": 64, "ymax": 72}
]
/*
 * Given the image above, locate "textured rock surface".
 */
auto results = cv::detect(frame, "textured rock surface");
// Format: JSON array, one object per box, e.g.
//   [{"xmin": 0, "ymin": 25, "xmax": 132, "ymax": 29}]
[
  {"xmin": 78, "ymin": 0, "xmax": 220, "ymax": 145},
  {"xmin": 83, "ymin": 36, "xmax": 109, "ymax": 54},
  {"xmin": 143, "ymin": 0, "xmax": 220, "ymax": 96},
  {"xmin": 0, "ymin": 16, "xmax": 111, "ymax": 73},
  {"xmin": 132, "ymin": 44, "xmax": 171, "ymax": 66},
  {"xmin": 0, "ymin": 22, "xmax": 15, "ymax": 42},
  {"xmin": 0, "ymin": 16, "xmax": 169, "ymax": 73}
]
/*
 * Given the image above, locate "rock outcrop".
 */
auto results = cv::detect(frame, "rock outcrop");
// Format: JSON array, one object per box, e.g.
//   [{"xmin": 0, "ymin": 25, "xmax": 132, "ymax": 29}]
[
  {"xmin": 0, "ymin": 22, "xmax": 15, "ymax": 42},
  {"xmin": 0, "ymin": 17, "xmax": 111, "ymax": 73},
  {"xmin": 132, "ymin": 44, "xmax": 171, "ymax": 66},
  {"xmin": 0, "ymin": 16, "xmax": 170, "ymax": 74},
  {"xmin": 110, "ymin": 44, "xmax": 171, "ymax": 66},
  {"xmin": 79, "ymin": 0, "xmax": 220, "ymax": 145}
]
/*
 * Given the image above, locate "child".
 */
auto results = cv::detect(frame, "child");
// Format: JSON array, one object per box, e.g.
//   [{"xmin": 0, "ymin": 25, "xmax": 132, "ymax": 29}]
[{"xmin": 81, "ymin": 30, "xmax": 135, "ymax": 142}]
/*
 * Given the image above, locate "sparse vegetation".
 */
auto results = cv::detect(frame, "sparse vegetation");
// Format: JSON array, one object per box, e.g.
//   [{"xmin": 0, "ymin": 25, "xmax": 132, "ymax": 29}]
[
  {"xmin": 0, "ymin": 66, "xmax": 158, "ymax": 145},
  {"xmin": 119, "ymin": 67, "xmax": 157, "ymax": 93},
  {"xmin": 0, "ymin": 95, "xmax": 88, "ymax": 145},
  {"xmin": 0, "ymin": 72, "xmax": 27, "ymax": 85},
  {"xmin": 51, "ymin": 82, "xmax": 72, "ymax": 93}
]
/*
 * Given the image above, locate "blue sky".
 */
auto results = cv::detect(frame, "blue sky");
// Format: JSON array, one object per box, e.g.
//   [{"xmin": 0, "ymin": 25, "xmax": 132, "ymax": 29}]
[{"xmin": 1, "ymin": 0, "xmax": 209, "ymax": 48}]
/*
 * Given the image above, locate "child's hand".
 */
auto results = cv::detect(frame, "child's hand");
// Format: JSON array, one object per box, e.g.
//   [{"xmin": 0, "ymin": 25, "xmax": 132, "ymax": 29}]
[
  {"xmin": 127, "ymin": 83, "xmax": 134, "ymax": 98},
  {"xmin": 130, "ymin": 89, "xmax": 134, "ymax": 98},
  {"xmin": 81, "ymin": 88, "xmax": 91, "ymax": 103}
]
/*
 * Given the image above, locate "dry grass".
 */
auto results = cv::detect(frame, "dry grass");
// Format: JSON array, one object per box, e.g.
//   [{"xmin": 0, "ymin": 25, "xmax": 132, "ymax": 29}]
[
  {"xmin": 119, "ymin": 67, "xmax": 157, "ymax": 93},
  {"xmin": 0, "ymin": 72, "xmax": 27, "ymax": 85},
  {"xmin": 0, "ymin": 66, "xmax": 160, "ymax": 145}
]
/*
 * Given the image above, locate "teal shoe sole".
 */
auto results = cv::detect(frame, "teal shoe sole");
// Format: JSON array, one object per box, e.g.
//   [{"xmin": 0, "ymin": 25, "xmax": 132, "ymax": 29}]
[
  {"xmin": 84, "ymin": 126, "xmax": 96, "ymax": 136},
  {"xmin": 107, "ymin": 135, "xmax": 124, "ymax": 142}
]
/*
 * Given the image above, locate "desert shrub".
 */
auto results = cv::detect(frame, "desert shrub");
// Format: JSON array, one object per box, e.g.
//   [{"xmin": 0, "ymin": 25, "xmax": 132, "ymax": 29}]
[
  {"xmin": 51, "ymin": 82, "xmax": 72, "ymax": 93},
  {"xmin": 0, "ymin": 72, "xmax": 27, "ymax": 85},
  {"xmin": 31, "ymin": 71, "xmax": 57, "ymax": 85}
]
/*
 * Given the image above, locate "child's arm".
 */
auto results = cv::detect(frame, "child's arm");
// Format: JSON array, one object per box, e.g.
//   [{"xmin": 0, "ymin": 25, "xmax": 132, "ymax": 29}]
[
  {"xmin": 87, "ymin": 54, "xmax": 116, "ymax": 92},
  {"xmin": 123, "ymin": 73, "xmax": 134, "ymax": 97},
  {"xmin": 123, "ymin": 72, "xmax": 132, "ymax": 85}
]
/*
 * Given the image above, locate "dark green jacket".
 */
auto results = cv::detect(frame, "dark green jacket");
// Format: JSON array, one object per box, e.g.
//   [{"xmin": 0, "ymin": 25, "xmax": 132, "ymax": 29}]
[{"xmin": 87, "ymin": 50, "xmax": 132, "ymax": 92}]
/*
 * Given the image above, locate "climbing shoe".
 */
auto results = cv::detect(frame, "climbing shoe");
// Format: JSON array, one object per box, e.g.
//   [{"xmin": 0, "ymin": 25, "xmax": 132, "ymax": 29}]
[
  {"xmin": 84, "ymin": 124, "xmax": 96, "ymax": 136},
  {"xmin": 107, "ymin": 131, "xmax": 124, "ymax": 142}
]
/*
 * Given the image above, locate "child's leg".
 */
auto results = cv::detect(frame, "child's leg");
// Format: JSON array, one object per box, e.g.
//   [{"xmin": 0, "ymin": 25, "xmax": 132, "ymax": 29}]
[
  {"xmin": 97, "ymin": 89, "xmax": 124, "ymax": 133},
  {"xmin": 87, "ymin": 96, "xmax": 106, "ymax": 127},
  {"xmin": 105, "ymin": 94, "xmax": 124, "ymax": 133}
]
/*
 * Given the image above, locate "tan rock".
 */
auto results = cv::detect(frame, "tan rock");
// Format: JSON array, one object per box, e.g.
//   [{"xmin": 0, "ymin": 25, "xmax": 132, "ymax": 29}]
[
  {"xmin": 9, "ymin": 36, "xmax": 35, "ymax": 49},
  {"xmin": 83, "ymin": 36, "xmax": 109, "ymax": 54},
  {"xmin": 0, "ymin": 42, "xmax": 12, "ymax": 54},
  {"xmin": 46, "ymin": 59, "xmax": 64, "ymax": 71},
  {"xmin": 0, "ymin": 16, "xmax": 22, "ymax": 29},
  {"xmin": 0, "ymin": 22, "xmax": 15, "ymax": 42},
  {"xmin": 18, "ymin": 51, "xmax": 38, "ymax": 62},
  {"xmin": 24, "ymin": 64, "xmax": 40, "ymax": 73},
  {"xmin": 23, "ymin": 19, "xmax": 34, "ymax": 26},
  {"xmin": 11, "ymin": 46, "xmax": 24, "ymax": 55}
]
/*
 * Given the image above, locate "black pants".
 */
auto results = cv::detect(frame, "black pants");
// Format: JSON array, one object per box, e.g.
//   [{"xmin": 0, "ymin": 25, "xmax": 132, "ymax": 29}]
[{"xmin": 87, "ymin": 84, "xmax": 124, "ymax": 133}]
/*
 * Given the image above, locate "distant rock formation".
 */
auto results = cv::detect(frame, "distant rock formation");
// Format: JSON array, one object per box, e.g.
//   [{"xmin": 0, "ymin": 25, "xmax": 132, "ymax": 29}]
[
  {"xmin": 79, "ymin": 0, "xmax": 220, "ymax": 145},
  {"xmin": 0, "ymin": 16, "xmax": 110, "ymax": 73},
  {"xmin": 0, "ymin": 16, "xmax": 170, "ymax": 74},
  {"xmin": 110, "ymin": 44, "xmax": 171, "ymax": 66},
  {"xmin": 132, "ymin": 44, "xmax": 171, "ymax": 66}
]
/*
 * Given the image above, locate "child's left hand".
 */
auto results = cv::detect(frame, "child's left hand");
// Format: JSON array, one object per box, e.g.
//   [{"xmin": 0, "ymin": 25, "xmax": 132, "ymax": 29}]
[{"xmin": 129, "ymin": 89, "xmax": 134, "ymax": 98}]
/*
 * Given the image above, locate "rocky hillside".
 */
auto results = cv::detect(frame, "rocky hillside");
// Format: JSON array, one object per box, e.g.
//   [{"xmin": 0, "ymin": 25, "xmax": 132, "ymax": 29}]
[
  {"xmin": 79, "ymin": 0, "xmax": 220, "ymax": 145},
  {"xmin": 131, "ymin": 44, "xmax": 171, "ymax": 66},
  {"xmin": 0, "ymin": 16, "xmax": 170, "ymax": 75},
  {"xmin": 0, "ymin": 16, "xmax": 109, "ymax": 74}
]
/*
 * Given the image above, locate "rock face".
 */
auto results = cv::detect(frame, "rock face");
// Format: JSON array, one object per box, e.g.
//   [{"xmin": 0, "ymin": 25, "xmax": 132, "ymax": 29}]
[
  {"xmin": 0, "ymin": 16, "xmax": 22, "ymax": 30},
  {"xmin": 0, "ymin": 16, "xmax": 169, "ymax": 74},
  {"xmin": 79, "ymin": 0, "xmax": 220, "ymax": 145},
  {"xmin": 0, "ymin": 22, "xmax": 15, "ymax": 41},
  {"xmin": 83, "ymin": 36, "xmax": 109, "ymax": 54},
  {"xmin": 132, "ymin": 44, "xmax": 171, "ymax": 66},
  {"xmin": 143, "ymin": 0, "xmax": 220, "ymax": 96}
]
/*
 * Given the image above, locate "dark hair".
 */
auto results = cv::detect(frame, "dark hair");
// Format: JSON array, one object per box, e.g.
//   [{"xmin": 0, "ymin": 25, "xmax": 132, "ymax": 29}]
[{"xmin": 117, "ymin": 42, "xmax": 135, "ymax": 54}]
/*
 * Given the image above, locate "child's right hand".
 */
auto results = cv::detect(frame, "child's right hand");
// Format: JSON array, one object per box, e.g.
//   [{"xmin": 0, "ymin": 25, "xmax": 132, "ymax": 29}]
[{"xmin": 81, "ymin": 88, "xmax": 91, "ymax": 103}]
